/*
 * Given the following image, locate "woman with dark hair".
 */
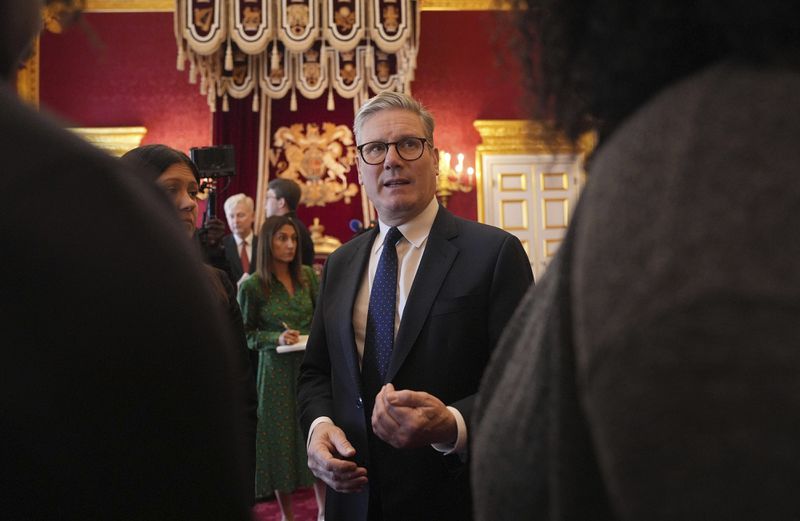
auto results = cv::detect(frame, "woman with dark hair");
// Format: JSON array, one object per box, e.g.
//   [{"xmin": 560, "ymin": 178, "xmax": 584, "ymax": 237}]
[
  {"xmin": 121, "ymin": 144, "xmax": 258, "ymax": 505},
  {"xmin": 473, "ymin": 1, "xmax": 800, "ymax": 520},
  {"xmin": 238, "ymin": 215, "xmax": 325, "ymax": 521}
]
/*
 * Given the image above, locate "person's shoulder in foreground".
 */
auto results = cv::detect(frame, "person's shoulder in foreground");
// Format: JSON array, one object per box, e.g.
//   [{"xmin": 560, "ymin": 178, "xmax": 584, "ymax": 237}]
[{"xmin": 0, "ymin": 84, "xmax": 251, "ymax": 520}]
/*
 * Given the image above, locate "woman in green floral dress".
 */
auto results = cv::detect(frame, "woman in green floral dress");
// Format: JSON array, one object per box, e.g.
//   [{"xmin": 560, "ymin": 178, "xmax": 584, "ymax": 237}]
[{"xmin": 238, "ymin": 215, "xmax": 325, "ymax": 521}]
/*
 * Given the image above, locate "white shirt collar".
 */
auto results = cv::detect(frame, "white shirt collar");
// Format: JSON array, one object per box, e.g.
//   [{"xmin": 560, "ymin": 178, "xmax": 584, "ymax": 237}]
[
  {"xmin": 234, "ymin": 230, "xmax": 254, "ymax": 247},
  {"xmin": 373, "ymin": 197, "xmax": 439, "ymax": 254}
]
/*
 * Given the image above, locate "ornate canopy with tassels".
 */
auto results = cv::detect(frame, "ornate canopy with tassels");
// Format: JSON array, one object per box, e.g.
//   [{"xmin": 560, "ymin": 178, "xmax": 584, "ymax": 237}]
[{"xmin": 174, "ymin": 0, "xmax": 420, "ymax": 113}]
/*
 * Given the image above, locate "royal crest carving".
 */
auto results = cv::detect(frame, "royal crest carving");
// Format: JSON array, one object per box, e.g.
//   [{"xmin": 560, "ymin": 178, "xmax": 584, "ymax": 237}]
[{"xmin": 270, "ymin": 123, "xmax": 359, "ymax": 207}]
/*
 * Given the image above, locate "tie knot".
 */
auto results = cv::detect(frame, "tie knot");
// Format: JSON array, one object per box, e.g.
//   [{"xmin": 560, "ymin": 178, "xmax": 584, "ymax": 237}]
[{"xmin": 384, "ymin": 226, "xmax": 403, "ymax": 247}]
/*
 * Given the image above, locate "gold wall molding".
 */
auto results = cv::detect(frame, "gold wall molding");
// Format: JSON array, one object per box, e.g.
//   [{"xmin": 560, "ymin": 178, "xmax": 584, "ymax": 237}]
[
  {"xmin": 69, "ymin": 126, "xmax": 148, "ymax": 156},
  {"xmin": 16, "ymin": 38, "xmax": 39, "ymax": 108},
  {"xmin": 421, "ymin": 0, "xmax": 511, "ymax": 10},
  {"xmin": 474, "ymin": 119, "xmax": 593, "ymax": 154},
  {"xmin": 86, "ymin": 0, "xmax": 172, "ymax": 11},
  {"xmin": 85, "ymin": 0, "xmax": 503, "ymax": 12}
]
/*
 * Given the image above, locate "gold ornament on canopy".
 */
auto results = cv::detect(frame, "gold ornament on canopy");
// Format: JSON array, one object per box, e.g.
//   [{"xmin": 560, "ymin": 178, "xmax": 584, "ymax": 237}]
[
  {"xmin": 270, "ymin": 122, "xmax": 359, "ymax": 207},
  {"xmin": 174, "ymin": 0, "xmax": 421, "ymax": 113}
]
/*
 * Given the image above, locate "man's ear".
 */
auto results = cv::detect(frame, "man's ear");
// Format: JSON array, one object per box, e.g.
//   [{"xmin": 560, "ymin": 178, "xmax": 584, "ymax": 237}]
[
  {"xmin": 432, "ymin": 146, "xmax": 440, "ymax": 176},
  {"xmin": 277, "ymin": 197, "xmax": 287, "ymax": 210},
  {"xmin": 356, "ymin": 160, "xmax": 364, "ymax": 185}
]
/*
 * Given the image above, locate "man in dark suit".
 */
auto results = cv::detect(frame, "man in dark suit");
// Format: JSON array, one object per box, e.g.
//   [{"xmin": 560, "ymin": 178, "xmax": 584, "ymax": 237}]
[
  {"xmin": 265, "ymin": 177, "xmax": 315, "ymax": 266},
  {"xmin": 1, "ymin": 1, "xmax": 250, "ymax": 518},
  {"xmin": 222, "ymin": 193, "xmax": 257, "ymax": 284},
  {"xmin": 298, "ymin": 92, "xmax": 533, "ymax": 521}
]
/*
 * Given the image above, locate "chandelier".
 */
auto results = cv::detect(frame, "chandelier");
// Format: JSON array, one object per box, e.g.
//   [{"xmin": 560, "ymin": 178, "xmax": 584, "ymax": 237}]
[{"xmin": 174, "ymin": 0, "xmax": 421, "ymax": 113}]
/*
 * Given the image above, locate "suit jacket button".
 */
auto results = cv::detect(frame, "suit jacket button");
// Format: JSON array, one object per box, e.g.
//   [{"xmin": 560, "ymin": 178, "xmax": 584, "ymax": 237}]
[{"xmin": 357, "ymin": 396, "xmax": 363, "ymax": 408}]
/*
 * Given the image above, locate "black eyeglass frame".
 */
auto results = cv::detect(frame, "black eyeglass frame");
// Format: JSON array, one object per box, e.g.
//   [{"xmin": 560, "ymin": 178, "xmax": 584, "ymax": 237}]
[{"xmin": 356, "ymin": 137, "xmax": 431, "ymax": 165}]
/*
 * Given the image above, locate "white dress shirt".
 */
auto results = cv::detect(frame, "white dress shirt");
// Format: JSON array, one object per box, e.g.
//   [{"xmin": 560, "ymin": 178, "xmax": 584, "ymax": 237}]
[
  {"xmin": 234, "ymin": 231, "xmax": 254, "ymax": 264},
  {"xmin": 310, "ymin": 197, "xmax": 467, "ymax": 455}
]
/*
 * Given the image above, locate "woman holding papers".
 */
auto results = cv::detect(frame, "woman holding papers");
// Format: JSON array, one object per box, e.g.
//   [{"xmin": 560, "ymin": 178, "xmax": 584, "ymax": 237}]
[{"xmin": 238, "ymin": 214, "xmax": 324, "ymax": 520}]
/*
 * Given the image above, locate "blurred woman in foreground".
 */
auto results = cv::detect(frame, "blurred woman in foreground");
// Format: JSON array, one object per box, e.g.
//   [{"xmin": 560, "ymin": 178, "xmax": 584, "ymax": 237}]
[{"xmin": 121, "ymin": 144, "xmax": 257, "ymax": 505}]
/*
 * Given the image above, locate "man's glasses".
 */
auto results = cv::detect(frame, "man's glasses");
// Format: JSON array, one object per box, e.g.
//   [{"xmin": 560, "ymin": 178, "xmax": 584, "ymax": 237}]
[{"xmin": 357, "ymin": 137, "xmax": 429, "ymax": 165}]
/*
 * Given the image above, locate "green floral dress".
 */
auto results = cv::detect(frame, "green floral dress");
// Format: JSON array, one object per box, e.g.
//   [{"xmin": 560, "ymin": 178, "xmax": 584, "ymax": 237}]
[{"xmin": 238, "ymin": 266, "xmax": 318, "ymax": 498}]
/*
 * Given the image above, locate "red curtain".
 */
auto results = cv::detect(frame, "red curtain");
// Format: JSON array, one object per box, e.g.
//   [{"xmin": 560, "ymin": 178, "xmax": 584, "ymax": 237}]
[{"xmin": 211, "ymin": 93, "xmax": 261, "ymax": 223}]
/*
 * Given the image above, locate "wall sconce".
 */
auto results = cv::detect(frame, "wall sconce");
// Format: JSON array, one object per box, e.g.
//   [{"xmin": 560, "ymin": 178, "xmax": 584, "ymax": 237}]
[{"xmin": 437, "ymin": 150, "xmax": 475, "ymax": 207}]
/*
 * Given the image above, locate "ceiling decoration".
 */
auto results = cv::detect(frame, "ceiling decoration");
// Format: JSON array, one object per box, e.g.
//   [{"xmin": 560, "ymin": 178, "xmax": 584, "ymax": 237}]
[{"xmin": 174, "ymin": 0, "xmax": 421, "ymax": 113}]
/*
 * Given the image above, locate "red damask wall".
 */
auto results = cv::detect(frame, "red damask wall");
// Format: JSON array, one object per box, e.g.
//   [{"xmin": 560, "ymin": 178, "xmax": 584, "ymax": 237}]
[
  {"xmin": 38, "ymin": 10, "xmax": 526, "ymax": 233},
  {"xmin": 413, "ymin": 10, "xmax": 527, "ymax": 218},
  {"xmin": 39, "ymin": 13, "xmax": 211, "ymax": 154}
]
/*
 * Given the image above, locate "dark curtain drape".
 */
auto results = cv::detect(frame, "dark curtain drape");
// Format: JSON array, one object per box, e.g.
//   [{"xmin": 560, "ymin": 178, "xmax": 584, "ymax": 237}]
[{"xmin": 211, "ymin": 93, "xmax": 261, "ymax": 224}]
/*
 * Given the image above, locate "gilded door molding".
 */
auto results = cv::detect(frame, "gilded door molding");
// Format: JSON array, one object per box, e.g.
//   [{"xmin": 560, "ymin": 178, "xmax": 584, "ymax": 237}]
[
  {"xmin": 474, "ymin": 119, "xmax": 594, "ymax": 277},
  {"xmin": 473, "ymin": 119, "xmax": 593, "ymax": 222}
]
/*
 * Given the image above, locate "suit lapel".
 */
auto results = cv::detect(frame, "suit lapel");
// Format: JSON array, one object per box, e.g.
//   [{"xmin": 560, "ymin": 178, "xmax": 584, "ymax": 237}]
[
  {"xmin": 386, "ymin": 207, "xmax": 458, "ymax": 382},
  {"xmin": 224, "ymin": 235, "xmax": 243, "ymax": 277},
  {"xmin": 250, "ymin": 236, "xmax": 258, "ymax": 274},
  {"xmin": 332, "ymin": 227, "xmax": 377, "ymax": 389}
]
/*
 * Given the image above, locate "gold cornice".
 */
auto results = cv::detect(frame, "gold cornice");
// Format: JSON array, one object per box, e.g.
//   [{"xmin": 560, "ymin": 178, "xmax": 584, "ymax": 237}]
[
  {"xmin": 86, "ymin": 0, "xmax": 173, "ymax": 12},
  {"xmin": 85, "ymin": 0, "xmax": 505, "ymax": 12},
  {"xmin": 69, "ymin": 126, "xmax": 148, "ymax": 156},
  {"xmin": 474, "ymin": 119, "xmax": 594, "ymax": 154},
  {"xmin": 421, "ymin": 0, "xmax": 511, "ymax": 10},
  {"xmin": 16, "ymin": 38, "xmax": 40, "ymax": 108}
]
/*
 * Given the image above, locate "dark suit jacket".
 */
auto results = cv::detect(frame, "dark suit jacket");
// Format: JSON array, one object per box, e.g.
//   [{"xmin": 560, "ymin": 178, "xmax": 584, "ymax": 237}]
[
  {"xmin": 298, "ymin": 205, "xmax": 533, "ymax": 521},
  {"xmin": 223, "ymin": 233, "xmax": 257, "ymax": 283},
  {"xmin": 1, "ymin": 85, "xmax": 250, "ymax": 519}
]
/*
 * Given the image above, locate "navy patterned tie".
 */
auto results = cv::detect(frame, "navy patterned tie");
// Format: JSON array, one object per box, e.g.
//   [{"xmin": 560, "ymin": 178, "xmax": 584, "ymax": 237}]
[{"xmin": 364, "ymin": 226, "xmax": 403, "ymax": 381}]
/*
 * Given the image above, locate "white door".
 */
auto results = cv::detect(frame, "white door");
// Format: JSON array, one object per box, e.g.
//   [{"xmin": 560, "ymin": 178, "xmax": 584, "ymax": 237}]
[{"xmin": 481, "ymin": 153, "xmax": 583, "ymax": 280}]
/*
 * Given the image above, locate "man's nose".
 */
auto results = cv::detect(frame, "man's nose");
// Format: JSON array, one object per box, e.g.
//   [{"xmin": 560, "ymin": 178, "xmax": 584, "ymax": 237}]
[{"xmin": 383, "ymin": 143, "xmax": 403, "ymax": 168}]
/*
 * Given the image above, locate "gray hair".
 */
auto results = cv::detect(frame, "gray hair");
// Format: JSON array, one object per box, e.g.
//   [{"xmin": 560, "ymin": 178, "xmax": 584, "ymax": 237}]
[
  {"xmin": 354, "ymin": 91, "xmax": 435, "ymax": 146},
  {"xmin": 223, "ymin": 193, "xmax": 254, "ymax": 215}
]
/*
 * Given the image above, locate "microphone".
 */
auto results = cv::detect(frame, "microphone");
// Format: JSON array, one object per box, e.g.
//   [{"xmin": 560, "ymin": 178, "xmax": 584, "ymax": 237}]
[{"xmin": 349, "ymin": 219, "xmax": 364, "ymax": 234}]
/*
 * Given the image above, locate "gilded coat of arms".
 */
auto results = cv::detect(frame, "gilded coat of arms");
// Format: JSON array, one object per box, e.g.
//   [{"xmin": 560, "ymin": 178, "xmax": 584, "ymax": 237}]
[{"xmin": 270, "ymin": 123, "xmax": 359, "ymax": 207}]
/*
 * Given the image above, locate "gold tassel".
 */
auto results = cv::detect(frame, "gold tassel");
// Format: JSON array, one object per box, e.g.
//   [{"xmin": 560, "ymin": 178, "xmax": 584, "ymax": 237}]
[
  {"xmin": 271, "ymin": 43, "xmax": 279, "ymax": 72},
  {"xmin": 252, "ymin": 90, "xmax": 260, "ymax": 112},
  {"xmin": 290, "ymin": 89, "xmax": 297, "ymax": 112},
  {"xmin": 177, "ymin": 45, "xmax": 186, "ymax": 71},
  {"xmin": 224, "ymin": 42, "xmax": 234, "ymax": 71},
  {"xmin": 327, "ymin": 87, "xmax": 335, "ymax": 111},
  {"xmin": 222, "ymin": 93, "xmax": 230, "ymax": 112},
  {"xmin": 200, "ymin": 74, "xmax": 207, "ymax": 95},
  {"xmin": 188, "ymin": 59, "xmax": 197, "ymax": 84}
]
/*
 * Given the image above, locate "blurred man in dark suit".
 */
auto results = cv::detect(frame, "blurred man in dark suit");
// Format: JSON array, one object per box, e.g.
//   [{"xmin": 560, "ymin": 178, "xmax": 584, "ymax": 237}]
[
  {"xmin": 0, "ymin": 1, "xmax": 251, "ymax": 518},
  {"xmin": 265, "ymin": 177, "xmax": 315, "ymax": 266}
]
